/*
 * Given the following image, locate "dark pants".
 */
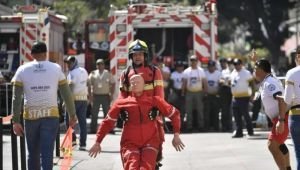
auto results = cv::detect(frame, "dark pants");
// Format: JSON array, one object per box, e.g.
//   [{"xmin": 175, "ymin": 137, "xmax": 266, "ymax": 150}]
[
  {"xmin": 66, "ymin": 100, "xmax": 87, "ymax": 147},
  {"xmin": 204, "ymin": 94, "xmax": 220, "ymax": 131},
  {"xmin": 289, "ymin": 115, "xmax": 300, "ymax": 170},
  {"xmin": 232, "ymin": 97, "xmax": 253, "ymax": 135},
  {"xmin": 169, "ymin": 89, "xmax": 185, "ymax": 129},
  {"xmin": 90, "ymin": 94, "xmax": 110, "ymax": 133},
  {"xmin": 219, "ymin": 86, "xmax": 232, "ymax": 131}
]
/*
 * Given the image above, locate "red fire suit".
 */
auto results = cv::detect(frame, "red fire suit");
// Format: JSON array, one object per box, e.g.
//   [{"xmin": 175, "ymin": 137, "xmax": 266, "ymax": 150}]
[
  {"xmin": 119, "ymin": 65, "xmax": 166, "ymax": 162},
  {"xmin": 119, "ymin": 65, "xmax": 164, "ymax": 99},
  {"xmin": 96, "ymin": 94, "xmax": 181, "ymax": 170}
]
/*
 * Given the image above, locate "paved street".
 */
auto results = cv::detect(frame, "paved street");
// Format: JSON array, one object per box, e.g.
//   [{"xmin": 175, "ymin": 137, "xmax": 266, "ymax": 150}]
[{"xmin": 2, "ymin": 127, "xmax": 296, "ymax": 170}]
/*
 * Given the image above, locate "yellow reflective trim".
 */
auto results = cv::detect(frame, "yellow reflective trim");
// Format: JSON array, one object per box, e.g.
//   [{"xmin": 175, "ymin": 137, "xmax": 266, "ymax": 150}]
[
  {"xmin": 289, "ymin": 109, "xmax": 300, "ymax": 115},
  {"xmin": 121, "ymin": 80, "xmax": 163, "ymax": 92},
  {"xmin": 154, "ymin": 80, "xmax": 163, "ymax": 87},
  {"xmin": 286, "ymin": 81, "xmax": 294, "ymax": 86},
  {"xmin": 59, "ymin": 79, "xmax": 68, "ymax": 85},
  {"xmin": 23, "ymin": 107, "xmax": 59, "ymax": 120},
  {"xmin": 11, "ymin": 81, "xmax": 23, "ymax": 87}
]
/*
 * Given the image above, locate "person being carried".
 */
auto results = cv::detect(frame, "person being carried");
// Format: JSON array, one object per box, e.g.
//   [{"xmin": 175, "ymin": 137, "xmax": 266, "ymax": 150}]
[{"xmin": 89, "ymin": 74, "xmax": 185, "ymax": 170}]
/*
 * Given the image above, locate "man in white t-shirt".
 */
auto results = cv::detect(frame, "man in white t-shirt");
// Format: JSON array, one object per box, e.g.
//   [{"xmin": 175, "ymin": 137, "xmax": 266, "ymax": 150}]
[
  {"xmin": 219, "ymin": 58, "xmax": 233, "ymax": 132},
  {"xmin": 230, "ymin": 58, "xmax": 254, "ymax": 138},
  {"xmin": 254, "ymin": 59, "xmax": 291, "ymax": 170},
  {"xmin": 170, "ymin": 60, "xmax": 185, "ymax": 126},
  {"xmin": 204, "ymin": 60, "xmax": 221, "ymax": 131},
  {"xmin": 65, "ymin": 56, "xmax": 89, "ymax": 150},
  {"xmin": 182, "ymin": 55, "xmax": 208, "ymax": 132},
  {"xmin": 11, "ymin": 41, "xmax": 77, "ymax": 170}
]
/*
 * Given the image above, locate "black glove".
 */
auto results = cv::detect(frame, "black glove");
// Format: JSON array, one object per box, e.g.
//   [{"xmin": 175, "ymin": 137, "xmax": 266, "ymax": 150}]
[
  {"xmin": 149, "ymin": 107, "xmax": 159, "ymax": 120},
  {"xmin": 120, "ymin": 109, "xmax": 129, "ymax": 122}
]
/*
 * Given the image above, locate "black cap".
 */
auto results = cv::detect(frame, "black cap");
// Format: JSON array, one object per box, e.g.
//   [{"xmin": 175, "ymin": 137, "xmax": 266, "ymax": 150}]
[
  {"xmin": 175, "ymin": 60, "xmax": 184, "ymax": 67},
  {"xmin": 31, "ymin": 41, "xmax": 47, "ymax": 54},
  {"xmin": 64, "ymin": 56, "xmax": 76, "ymax": 63},
  {"xmin": 207, "ymin": 60, "xmax": 216, "ymax": 67},
  {"xmin": 219, "ymin": 58, "xmax": 227, "ymax": 63},
  {"xmin": 233, "ymin": 58, "xmax": 242, "ymax": 65},
  {"xmin": 255, "ymin": 59, "xmax": 271, "ymax": 73}
]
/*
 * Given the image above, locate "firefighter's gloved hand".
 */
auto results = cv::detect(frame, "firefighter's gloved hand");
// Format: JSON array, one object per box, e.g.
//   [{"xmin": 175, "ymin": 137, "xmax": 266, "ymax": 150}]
[
  {"xmin": 149, "ymin": 107, "xmax": 159, "ymax": 120},
  {"xmin": 120, "ymin": 110, "xmax": 129, "ymax": 122}
]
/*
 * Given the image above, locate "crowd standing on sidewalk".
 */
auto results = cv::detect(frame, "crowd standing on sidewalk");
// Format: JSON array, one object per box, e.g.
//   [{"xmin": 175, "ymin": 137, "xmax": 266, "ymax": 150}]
[{"xmin": 6, "ymin": 39, "xmax": 300, "ymax": 170}]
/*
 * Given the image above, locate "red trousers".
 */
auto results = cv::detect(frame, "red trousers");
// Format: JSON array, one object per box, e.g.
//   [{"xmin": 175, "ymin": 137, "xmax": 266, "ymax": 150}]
[{"xmin": 121, "ymin": 144, "xmax": 158, "ymax": 170}]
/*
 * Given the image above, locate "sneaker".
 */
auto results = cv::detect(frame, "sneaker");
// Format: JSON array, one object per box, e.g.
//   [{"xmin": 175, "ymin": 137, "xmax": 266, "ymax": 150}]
[{"xmin": 79, "ymin": 146, "xmax": 86, "ymax": 151}]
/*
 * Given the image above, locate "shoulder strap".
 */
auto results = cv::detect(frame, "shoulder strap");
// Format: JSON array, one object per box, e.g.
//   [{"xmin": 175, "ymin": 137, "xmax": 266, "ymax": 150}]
[{"xmin": 123, "ymin": 65, "xmax": 132, "ymax": 89}]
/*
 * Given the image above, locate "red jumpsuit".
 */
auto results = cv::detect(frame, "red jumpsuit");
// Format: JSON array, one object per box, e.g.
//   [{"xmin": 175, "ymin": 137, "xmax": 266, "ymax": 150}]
[
  {"xmin": 96, "ymin": 94, "xmax": 181, "ymax": 170},
  {"xmin": 119, "ymin": 65, "xmax": 166, "ymax": 162},
  {"xmin": 119, "ymin": 65, "xmax": 164, "ymax": 99}
]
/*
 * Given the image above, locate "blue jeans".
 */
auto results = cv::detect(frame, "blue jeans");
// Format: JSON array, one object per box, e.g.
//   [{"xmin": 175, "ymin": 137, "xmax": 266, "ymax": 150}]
[
  {"xmin": 24, "ymin": 118, "xmax": 59, "ymax": 170},
  {"xmin": 66, "ymin": 101, "xmax": 87, "ymax": 147},
  {"xmin": 289, "ymin": 115, "xmax": 300, "ymax": 170}
]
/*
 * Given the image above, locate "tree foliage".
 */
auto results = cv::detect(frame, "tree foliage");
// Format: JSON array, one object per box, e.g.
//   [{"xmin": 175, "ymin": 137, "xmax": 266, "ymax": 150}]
[{"xmin": 218, "ymin": 0, "xmax": 293, "ymax": 68}]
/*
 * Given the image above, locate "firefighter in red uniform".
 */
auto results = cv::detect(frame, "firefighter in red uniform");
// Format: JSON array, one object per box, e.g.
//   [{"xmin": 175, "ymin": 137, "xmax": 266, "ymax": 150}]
[
  {"xmin": 118, "ymin": 39, "xmax": 166, "ymax": 169},
  {"xmin": 89, "ymin": 74, "xmax": 185, "ymax": 170}
]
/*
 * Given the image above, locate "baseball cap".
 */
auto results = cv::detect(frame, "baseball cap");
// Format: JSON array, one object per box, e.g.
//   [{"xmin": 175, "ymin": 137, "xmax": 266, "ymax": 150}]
[
  {"xmin": 190, "ymin": 55, "xmax": 197, "ymax": 60},
  {"xmin": 207, "ymin": 60, "xmax": 216, "ymax": 67},
  {"xmin": 31, "ymin": 41, "xmax": 47, "ymax": 54},
  {"xmin": 64, "ymin": 56, "xmax": 76, "ymax": 63},
  {"xmin": 233, "ymin": 58, "xmax": 242, "ymax": 65},
  {"xmin": 96, "ymin": 59, "xmax": 105, "ymax": 64}
]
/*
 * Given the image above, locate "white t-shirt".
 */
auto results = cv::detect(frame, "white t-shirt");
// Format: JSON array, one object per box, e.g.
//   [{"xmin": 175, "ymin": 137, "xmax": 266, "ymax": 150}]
[
  {"xmin": 170, "ymin": 71, "xmax": 184, "ymax": 90},
  {"xmin": 205, "ymin": 70, "xmax": 221, "ymax": 94},
  {"xmin": 230, "ymin": 68, "xmax": 253, "ymax": 97},
  {"xmin": 260, "ymin": 75, "xmax": 283, "ymax": 119},
  {"xmin": 67, "ymin": 67, "xmax": 88, "ymax": 101},
  {"xmin": 183, "ymin": 67, "xmax": 206, "ymax": 92},
  {"xmin": 11, "ymin": 60, "xmax": 67, "ymax": 120},
  {"xmin": 220, "ymin": 68, "xmax": 231, "ymax": 86},
  {"xmin": 284, "ymin": 66, "xmax": 300, "ymax": 106}
]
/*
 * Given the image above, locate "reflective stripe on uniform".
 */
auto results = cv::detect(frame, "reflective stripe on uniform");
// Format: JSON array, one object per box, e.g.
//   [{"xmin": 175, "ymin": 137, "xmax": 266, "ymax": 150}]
[
  {"xmin": 122, "ymin": 80, "xmax": 164, "ymax": 92},
  {"xmin": 168, "ymin": 107, "xmax": 176, "ymax": 118},
  {"xmin": 107, "ymin": 114, "xmax": 118, "ymax": 121}
]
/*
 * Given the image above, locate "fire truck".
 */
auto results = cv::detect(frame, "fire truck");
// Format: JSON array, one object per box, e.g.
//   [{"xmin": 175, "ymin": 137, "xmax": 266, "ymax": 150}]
[
  {"xmin": 109, "ymin": 0, "xmax": 217, "ymax": 95},
  {"xmin": 0, "ymin": 5, "xmax": 66, "ymax": 77},
  {"xmin": 0, "ymin": 5, "xmax": 66, "ymax": 116}
]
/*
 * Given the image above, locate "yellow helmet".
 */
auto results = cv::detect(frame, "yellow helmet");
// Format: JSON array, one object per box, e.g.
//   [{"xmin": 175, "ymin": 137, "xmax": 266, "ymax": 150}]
[{"xmin": 128, "ymin": 39, "xmax": 149, "ymax": 60}]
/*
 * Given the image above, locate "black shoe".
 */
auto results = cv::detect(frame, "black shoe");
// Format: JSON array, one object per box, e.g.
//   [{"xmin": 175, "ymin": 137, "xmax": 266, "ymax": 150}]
[
  {"xmin": 155, "ymin": 162, "xmax": 163, "ymax": 170},
  {"xmin": 248, "ymin": 132, "xmax": 254, "ymax": 136},
  {"xmin": 232, "ymin": 131, "xmax": 243, "ymax": 138}
]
